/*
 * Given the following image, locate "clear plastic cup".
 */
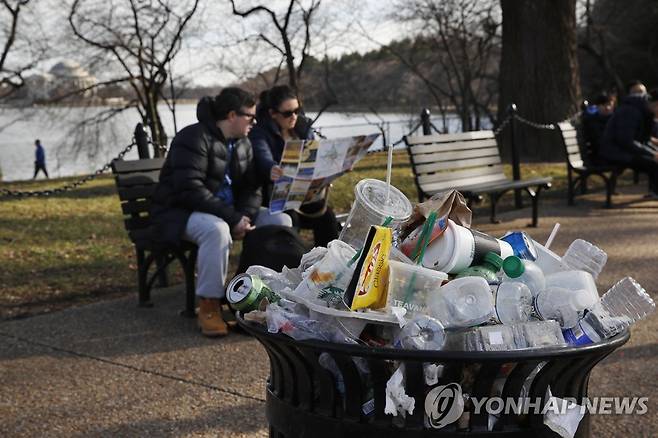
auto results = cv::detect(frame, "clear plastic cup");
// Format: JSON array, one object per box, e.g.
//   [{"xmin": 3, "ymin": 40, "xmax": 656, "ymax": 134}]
[
  {"xmin": 387, "ymin": 260, "xmax": 448, "ymax": 316},
  {"xmin": 339, "ymin": 179, "xmax": 412, "ymax": 250},
  {"xmin": 294, "ymin": 239, "xmax": 356, "ymax": 303}
]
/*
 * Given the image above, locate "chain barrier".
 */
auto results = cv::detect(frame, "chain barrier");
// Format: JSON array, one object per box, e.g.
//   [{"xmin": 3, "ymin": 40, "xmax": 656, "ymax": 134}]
[
  {"xmin": 493, "ymin": 114, "xmax": 513, "ymax": 136},
  {"xmin": 0, "ymin": 140, "xmax": 137, "ymax": 199},
  {"xmin": 511, "ymin": 110, "xmax": 581, "ymax": 131}
]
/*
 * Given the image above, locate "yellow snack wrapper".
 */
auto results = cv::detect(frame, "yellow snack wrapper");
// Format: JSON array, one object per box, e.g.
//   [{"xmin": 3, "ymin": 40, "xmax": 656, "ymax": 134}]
[{"xmin": 346, "ymin": 226, "xmax": 392, "ymax": 310}]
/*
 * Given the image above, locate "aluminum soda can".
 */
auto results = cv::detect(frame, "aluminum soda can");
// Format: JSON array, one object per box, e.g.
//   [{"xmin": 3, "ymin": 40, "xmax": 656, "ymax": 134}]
[{"xmin": 226, "ymin": 273, "xmax": 280, "ymax": 312}]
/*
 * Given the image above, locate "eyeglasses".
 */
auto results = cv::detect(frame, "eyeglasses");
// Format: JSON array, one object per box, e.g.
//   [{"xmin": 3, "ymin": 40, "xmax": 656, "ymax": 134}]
[
  {"xmin": 275, "ymin": 107, "xmax": 301, "ymax": 118},
  {"xmin": 236, "ymin": 111, "xmax": 257, "ymax": 123}
]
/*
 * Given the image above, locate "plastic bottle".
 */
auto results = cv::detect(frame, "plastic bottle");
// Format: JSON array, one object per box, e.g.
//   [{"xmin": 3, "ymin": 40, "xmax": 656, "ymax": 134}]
[
  {"xmin": 544, "ymin": 270, "xmax": 599, "ymax": 311},
  {"xmin": 501, "ymin": 231, "xmax": 538, "ymax": 260},
  {"xmin": 394, "ymin": 315, "xmax": 445, "ymax": 350},
  {"xmin": 455, "ymin": 251, "xmax": 503, "ymax": 285},
  {"xmin": 562, "ymin": 277, "xmax": 656, "ymax": 345},
  {"xmin": 427, "ymin": 276, "xmax": 495, "ymax": 329},
  {"xmin": 534, "ymin": 286, "xmax": 590, "ymax": 329},
  {"xmin": 502, "ymin": 256, "xmax": 546, "ymax": 298},
  {"xmin": 493, "ymin": 281, "xmax": 533, "ymax": 325},
  {"xmin": 561, "ymin": 239, "xmax": 607, "ymax": 280}
]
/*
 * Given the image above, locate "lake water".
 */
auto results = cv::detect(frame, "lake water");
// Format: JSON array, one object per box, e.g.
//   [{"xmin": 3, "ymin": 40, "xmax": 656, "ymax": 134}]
[{"xmin": 0, "ymin": 103, "xmax": 468, "ymax": 182}]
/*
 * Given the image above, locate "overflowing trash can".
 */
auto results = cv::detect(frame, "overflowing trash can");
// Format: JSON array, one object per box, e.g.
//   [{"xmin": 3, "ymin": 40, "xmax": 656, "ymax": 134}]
[
  {"xmin": 238, "ymin": 315, "xmax": 629, "ymax": 437},
  {"xmin": 231, "ymin": 181, "xmax": 654, "ymax": 438}
]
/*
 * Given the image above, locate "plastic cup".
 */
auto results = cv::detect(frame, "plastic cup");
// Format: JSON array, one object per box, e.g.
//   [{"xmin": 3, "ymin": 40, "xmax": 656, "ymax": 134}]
[
  {"xmin": 294, "ymin": 239, "xmax": 356, "ymax": 303},
  {"xmin": 339, "ymin": 179, "xmax": 412, "ymax": 250},
  {"xmin": 387, "ymin": 260, "xmax": 448, "ymax": 316}
]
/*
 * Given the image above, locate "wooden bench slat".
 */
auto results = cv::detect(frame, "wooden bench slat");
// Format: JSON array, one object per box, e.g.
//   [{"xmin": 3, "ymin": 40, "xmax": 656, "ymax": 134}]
[
  {"xmin": 423, "ymin": 173, "xmax": 510, "ymax": 194},
  {"xmin": 112, "ymin": 158, "xmax": 165, "ymax": 173},
  {"xmin": 406, "ymin": 130, "xmax": 494, "ymax": 144},
  {"xmin": 121, "ymin": 199, "xmax": 151, "ymax": 215},
  {"xmin": 415, "ymin": 155, "xmax": 502, "ymax": 174},
  {"xmin": 115, "ymin": 170, "xmax": 161, "ymax": 187},
  {"xmin": 566, "ymin": 144, "xmax": 580, "ymax": 154},
  {"xmin": 409, "ymin": 138, "xmax": 498, "ymax": 155},
  {"xmin": 418, "ymin": 165, "xmax": 504, "ymax": 186},
  {"xmin": 411, "ymin": 146, "xmax": 501, "ymax": 164},
  {"xmin": 117, "ymin": 185, "xmax": 156, "ymax": 201}
]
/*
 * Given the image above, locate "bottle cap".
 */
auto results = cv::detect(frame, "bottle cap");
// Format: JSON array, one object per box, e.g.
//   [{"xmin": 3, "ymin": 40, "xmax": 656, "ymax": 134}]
[
  {"xmin": 484, "ymin": 252, "xmax": 504, "ymax": 271},
  {"xmin": 503, "ymin": 256, "xmax": 525, "ymax": 278}
]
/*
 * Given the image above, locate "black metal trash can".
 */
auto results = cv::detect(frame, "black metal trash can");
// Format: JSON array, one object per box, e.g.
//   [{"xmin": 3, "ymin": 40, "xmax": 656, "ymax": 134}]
[{"xmin": 238, "ymin": 316, "xmax": 629, "ymax": 438}]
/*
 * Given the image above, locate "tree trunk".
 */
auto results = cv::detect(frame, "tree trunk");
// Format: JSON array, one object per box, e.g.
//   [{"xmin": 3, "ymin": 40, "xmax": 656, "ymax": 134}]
[
  {"xmin": 145, "ymin": 90, "xmax": 167, "ymax": 157},
  {"xmin": 498, "ymin": 0, "xmax": 581, "ymax": 161}
]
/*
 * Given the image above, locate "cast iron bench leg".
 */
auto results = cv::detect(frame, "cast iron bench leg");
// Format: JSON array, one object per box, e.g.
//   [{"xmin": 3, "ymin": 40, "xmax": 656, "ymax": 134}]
[
  {"xmin": 182, "ymin": 248, "xmax": 197, "ymax": 318},
  {"xmin": 136, "ymin": 248, "xmax": 153, "ymax": 307}
]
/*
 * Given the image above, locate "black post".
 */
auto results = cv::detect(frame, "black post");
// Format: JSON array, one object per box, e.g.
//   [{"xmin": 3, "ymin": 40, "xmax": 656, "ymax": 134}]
[
  {"xmin": 508, "ymin": 104, "xmax": 522, "ymax": 208},
  {"xmin": 421, "ymin": 108, "xmax": 432, "ymax": 135},
  {"xmin": 134, "ymin": 123, "xmax": 150, "ymax": 159}
]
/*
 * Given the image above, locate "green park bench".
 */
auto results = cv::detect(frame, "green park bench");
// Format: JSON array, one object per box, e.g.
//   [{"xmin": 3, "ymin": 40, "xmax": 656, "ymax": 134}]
[{"xmin": 404, "ymin": 130, "xmax": 552, "ymax": 227}]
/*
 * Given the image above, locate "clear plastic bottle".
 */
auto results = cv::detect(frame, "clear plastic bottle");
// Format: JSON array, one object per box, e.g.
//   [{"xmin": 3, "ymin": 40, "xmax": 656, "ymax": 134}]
[
  {"xmin": 494, "ymin": 281, "xmax": 533, "ymax": 325},
  {"xmin": 562, "ymin": 277, "xmax": 656, "ymax": 345},
  {"xmin": 455, "ymin": 251, "xmax": 503, "ymax": 285},
  {"xmin": 534, "ymin": 286, "xmax": 590, "ymax": 329},
  {"xmin": 502, "ymin": 256, "xmax": 546, "ymax": 298},
  {"xmin": 394, "ymin": 315, "xmax": 445, "ymax": 350},
  {"xmin": 562, "ymin": 239, "xmax": 608, "ymax": 280},
  {"xmin": 427, "ymin": 276, "xmax": 494, "ymax": 329}
]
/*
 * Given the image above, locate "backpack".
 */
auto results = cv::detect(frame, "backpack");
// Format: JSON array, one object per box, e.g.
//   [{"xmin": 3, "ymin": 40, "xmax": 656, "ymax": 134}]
[{"xmin": 236, "ymin": 225, "xmax": 307, "ymax": 274}]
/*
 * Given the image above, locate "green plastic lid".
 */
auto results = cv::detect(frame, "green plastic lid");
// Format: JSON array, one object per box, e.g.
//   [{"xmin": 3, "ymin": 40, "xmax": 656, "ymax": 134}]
[
  {"xmin": 483, "ymin": 252, "xmax": 504, "ymax": 271},
  {"xmin": 503, "ymin": 255, "xmax": 525, "ymax": 278}
]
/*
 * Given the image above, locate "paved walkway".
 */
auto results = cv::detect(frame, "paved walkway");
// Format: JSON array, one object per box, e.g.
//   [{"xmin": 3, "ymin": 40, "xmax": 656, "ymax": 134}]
[{"xmin": 1, "ymin": 185, "xmax": 657, "ymax": 437}]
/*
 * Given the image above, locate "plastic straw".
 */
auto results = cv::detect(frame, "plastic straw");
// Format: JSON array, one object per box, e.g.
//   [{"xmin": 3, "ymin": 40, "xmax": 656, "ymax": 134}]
[
  {"xmin": 545, "ymin": 222, "xmax": 560, "ymax": 249},
  {"xmin": 385, "ymin": 143, "xmax": 394, "ymax": 205}
]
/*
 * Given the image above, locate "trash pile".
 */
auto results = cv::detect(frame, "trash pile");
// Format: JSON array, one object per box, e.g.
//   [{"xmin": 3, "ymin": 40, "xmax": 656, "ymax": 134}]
[{"xmin": 234, "ymin": 179, "xmax": 655, "ymax": 353}]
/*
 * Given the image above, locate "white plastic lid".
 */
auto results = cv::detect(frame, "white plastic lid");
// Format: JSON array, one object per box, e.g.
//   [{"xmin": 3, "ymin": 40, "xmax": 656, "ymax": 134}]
[{"xmin": 355, "ymin": 179, "xmax": 413, "ymax": 221}]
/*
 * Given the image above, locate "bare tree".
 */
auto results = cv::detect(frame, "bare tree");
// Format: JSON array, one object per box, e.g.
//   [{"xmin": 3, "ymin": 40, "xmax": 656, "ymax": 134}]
[
  {"xmin": 229, "ymin": 0, "xmax": 322, "ymax": 100},
  {"xmin": 384, "ymin": 0, "xmax": 501, "ymax": 132},
  {"xmin": 69, "ymin": 0, "xmax": 200, "ymax": 155},
  {"xmin": 0, "ymin": 0, "xmax": 47, "ymax": 99}
]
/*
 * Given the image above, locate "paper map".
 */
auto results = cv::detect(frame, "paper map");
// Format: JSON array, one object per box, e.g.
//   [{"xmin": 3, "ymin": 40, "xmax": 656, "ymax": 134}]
[{"xmin": 269, "ymin": 133, "xmax": 380, "ymax": 213}]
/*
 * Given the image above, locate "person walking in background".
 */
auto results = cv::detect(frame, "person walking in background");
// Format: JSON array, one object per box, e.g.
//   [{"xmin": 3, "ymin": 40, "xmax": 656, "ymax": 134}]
[
  {"xmin": 249, "ymin": 85, "xmax": 340, "ymax": 247},
  {"xmin": 33, "ymin": 139, "xmax": 49, "ymax": 179},
  {"xmin": 150, "ymin": 87, "xmax": 292, "ymax": 338}
]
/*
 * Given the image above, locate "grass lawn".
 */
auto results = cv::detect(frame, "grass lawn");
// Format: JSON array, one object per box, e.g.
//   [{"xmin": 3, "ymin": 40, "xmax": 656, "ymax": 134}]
[{"xmin": 0, "ymin": 151, "xmax": 623, "ymax": 320}]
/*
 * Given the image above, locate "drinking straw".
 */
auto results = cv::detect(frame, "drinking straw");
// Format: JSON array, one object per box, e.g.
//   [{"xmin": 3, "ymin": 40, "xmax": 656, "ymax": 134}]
[
  {"xmin": 404, "ymin": 211, "xmax": 437, "ymax": 304},
  {"xmin": 545, "ymin": 222, "xmax": 560, "ymax": 249},
  {"xmin": 385, "ymin": 143, "xmax": 394, "ymax": 205}
]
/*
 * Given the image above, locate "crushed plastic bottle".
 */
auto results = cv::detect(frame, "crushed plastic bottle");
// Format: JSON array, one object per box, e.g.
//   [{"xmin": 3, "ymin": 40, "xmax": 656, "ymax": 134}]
[
  {"xmin": 562, "ymin": 277, "xmax": 656, "ymax": 345},
  {"xmin": 561, "ymin": 239, "xmax": 607, "ymax": 280}
]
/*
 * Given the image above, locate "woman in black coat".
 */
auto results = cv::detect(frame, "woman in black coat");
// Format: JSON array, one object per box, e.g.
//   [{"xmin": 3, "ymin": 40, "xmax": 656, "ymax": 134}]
[{"xmin": 249, "ymin": 85, "xmax": 340, "ymax": 247}]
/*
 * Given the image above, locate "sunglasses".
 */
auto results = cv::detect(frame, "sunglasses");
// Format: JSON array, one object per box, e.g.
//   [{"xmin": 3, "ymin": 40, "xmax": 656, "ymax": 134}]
[
  {"xmin": 236, "ymin": 110, "xmax": 257, "ymax": 123},
  {"xmin": 275, "ymin": 107, "xmax": 301, "ymax": 118}
]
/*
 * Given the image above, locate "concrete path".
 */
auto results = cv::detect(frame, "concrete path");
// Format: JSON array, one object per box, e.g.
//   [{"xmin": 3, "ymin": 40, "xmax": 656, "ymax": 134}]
[{"xmin": 1, "ymin": 185, "xmax": 657, "ymax": 437}]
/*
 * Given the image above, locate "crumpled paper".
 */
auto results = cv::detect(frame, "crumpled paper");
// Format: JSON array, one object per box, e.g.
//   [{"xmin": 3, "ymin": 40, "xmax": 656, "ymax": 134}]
[
  {"xmin": 543, "ymin": 387, "xmax": 585, "ymax": 438},
  {"xmin": 385, "ymin": 364, "xmax": 415, "ymax": 417},
  {"xmin": 399, "ymin": 190, "xmax": 472, "ymax": 258}
]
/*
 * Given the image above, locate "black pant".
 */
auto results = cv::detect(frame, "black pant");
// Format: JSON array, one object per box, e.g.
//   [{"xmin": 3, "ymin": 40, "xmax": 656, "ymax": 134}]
[
  {"xmin": 287, "ymin": 206, "xmax": 340, "ymax": 247},
  {"xmin": 33, "ymin": 162, "xmax": 49, "ymax": 179},
  {"xmin": 626, "ymin": 155, "xmax": 658, "ymax": 193}
]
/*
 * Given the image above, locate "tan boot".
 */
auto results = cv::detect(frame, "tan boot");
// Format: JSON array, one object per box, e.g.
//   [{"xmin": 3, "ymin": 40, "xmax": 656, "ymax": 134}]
[{"xmin": 198, "ymin": 298, "xmax": 229, "ymax": 337}]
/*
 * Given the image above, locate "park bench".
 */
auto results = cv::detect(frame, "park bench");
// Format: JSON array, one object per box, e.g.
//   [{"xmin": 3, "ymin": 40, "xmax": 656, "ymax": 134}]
[
  {"xmin": 558, "ymin": 121, "xmax": 633, "ymax": 208},
  {"xmin": 404, "ymin": 130, "xmax": 552, "ymax": 227},
  {"xmin": 111, "ymin": 158, "xmax": 197, "ymax": 316}
]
